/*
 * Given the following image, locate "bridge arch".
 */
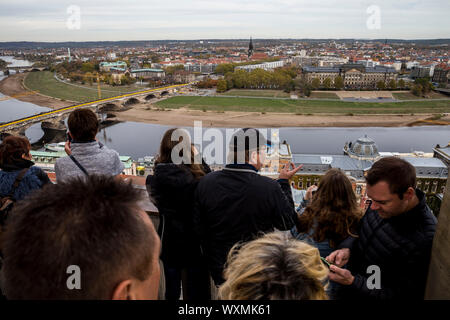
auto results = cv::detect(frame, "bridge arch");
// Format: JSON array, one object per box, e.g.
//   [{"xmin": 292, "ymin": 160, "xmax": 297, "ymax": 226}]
[
  {"xmin": 145, "ymin": 94, "xmax": 157, "ymax": 100},
  {"xmin": 124, "ymin": 97, "xmax": 139, "ymax": 106},
  {"xmin": 98, "ymin": 103, "xmax": 120, "ymax": 111}
]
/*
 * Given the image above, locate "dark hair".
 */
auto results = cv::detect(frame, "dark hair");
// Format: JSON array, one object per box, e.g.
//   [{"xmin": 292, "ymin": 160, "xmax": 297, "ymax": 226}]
[
  {"xmin": 0, "ymin": 135, "xmax": 31, "ymax": 167},
  {"xmin": 68, "ymin": 109, "xmax": 99, "ymax": 142},
  {"xmin": 155, "ymin": 128, "xmax": 205, "ymax": 179},
  {"xmin": 228, "ymin": 128, "xmax": 270, "ymax": 164},
  {"xmin": 296, "ymin": 168, "xmax": 362, "ymax": 248},
  {"xmin": 365, "ymin": 157, "xmax": 416, "ymax": 200},
  {"xmin": 1, "ymin": 175, "xmax": 157, "ymax": 300}
]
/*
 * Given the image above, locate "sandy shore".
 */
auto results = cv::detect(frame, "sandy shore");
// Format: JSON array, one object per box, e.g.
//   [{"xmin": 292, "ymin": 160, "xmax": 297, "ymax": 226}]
[
  {"xmin": 0, "ymin": 73, "xmax": 70, "ymax": 109},
  {"xmin": 1, "ymin": 73, "xmax": 449, "ymax": 128},
  {"xmin": 111, "ymin": 103, "xmax": 450, "ymax": 128}
]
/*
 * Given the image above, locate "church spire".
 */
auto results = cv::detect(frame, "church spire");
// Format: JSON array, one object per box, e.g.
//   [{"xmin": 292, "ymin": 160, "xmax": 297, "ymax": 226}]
[{"xmin": 248, "ymin": 37, "xmax": 254, "ymax": 58}]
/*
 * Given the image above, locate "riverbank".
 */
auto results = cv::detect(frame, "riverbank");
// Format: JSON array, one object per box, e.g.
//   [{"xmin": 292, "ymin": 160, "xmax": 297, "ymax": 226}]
[
  {"xmin": 0, "ymin": 73, "xmax": 70, "ymax": 109},
  {"xmin": 111, "ymin": 103, "xmax": 450, "ymax": 128}
]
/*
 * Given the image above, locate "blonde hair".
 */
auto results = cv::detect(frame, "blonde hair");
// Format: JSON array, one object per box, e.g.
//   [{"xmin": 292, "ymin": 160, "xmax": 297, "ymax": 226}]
[{"xmin": 218, "ymin": 231, "xmax": 329, "ymax": 300}]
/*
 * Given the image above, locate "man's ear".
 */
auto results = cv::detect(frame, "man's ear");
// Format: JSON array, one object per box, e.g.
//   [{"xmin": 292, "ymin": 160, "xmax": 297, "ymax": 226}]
[
  {"xmin": 112, "ymin": 279, "xmax": 133, "ymax": 300},
  {"xmin": 404, "ymin": 187, "xmax": 416, "ymax": 200},
  {"xmin": 249, "ymin": 150, "xmax": 258, "ymax": 165}
]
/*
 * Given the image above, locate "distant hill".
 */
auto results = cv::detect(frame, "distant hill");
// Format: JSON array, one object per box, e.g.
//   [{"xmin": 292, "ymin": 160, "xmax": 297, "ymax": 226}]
[{"xmin": 0, "ymin": 39, "xmax": 449, "ymax": 49}]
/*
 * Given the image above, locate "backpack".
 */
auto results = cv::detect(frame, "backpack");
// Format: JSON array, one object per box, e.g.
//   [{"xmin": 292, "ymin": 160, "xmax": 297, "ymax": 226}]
[{"xmin": 0, "ymin": 168, "xmax": 29, "ymax": 227}]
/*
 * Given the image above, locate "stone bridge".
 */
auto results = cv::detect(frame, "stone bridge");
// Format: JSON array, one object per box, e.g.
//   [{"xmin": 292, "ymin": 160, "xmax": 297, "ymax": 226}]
[{"xmin": 0, "ymin": 84, "xmax": 188, "ymax": 136}]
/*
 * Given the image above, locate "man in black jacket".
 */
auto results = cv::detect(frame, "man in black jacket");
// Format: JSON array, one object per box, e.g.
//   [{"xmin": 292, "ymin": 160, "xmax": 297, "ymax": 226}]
[
  {"xmin": 194, "ymin": 128, "xmax": 302, "ymax": 286},
  {"xmin": 327, "ymin": 157, "xmax": 437, "ymax": 299}
]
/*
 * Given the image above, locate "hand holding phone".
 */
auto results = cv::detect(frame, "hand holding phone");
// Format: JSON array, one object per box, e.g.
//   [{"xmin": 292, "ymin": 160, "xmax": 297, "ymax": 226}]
[{"xmin": 320, "ymin": 257, "xmax": 333, "ymax": 269}]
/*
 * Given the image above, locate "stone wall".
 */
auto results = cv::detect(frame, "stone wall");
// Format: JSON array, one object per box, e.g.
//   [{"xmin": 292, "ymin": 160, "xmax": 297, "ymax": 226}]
[{"xmin": 425, "ymin": 178, "xmax": 450, "ymax": 299}]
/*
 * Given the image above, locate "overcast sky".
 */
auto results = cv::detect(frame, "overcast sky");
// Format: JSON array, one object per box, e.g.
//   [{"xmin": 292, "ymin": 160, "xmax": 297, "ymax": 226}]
[{"xmin": 1, "ymin": 0, "xmax": 449, "ymax": 41}]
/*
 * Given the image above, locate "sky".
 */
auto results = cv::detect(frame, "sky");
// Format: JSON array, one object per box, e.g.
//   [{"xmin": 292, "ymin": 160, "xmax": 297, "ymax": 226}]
[{"xmin": 0, "ymin": 0, "xmax": 449, "ymax": 41}]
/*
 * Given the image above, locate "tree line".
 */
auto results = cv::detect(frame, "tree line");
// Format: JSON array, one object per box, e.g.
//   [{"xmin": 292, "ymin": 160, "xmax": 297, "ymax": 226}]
[{"xmin": 216, "ymin": 66, "xmax": 299, "ymax": 93}]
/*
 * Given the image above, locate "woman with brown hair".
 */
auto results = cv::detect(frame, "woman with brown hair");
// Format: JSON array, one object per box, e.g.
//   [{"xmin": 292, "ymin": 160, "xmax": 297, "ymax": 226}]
[
  {"xmin": 0, "ymin": 136, "xmax": 50, "ymax": 219},
  {"xmin": 146, "ymin": 128, "xmax": 211, "ymax": 300},
  {"xmin": 291, "ymin": 168, "xmax": 363, "ymax": 298}
]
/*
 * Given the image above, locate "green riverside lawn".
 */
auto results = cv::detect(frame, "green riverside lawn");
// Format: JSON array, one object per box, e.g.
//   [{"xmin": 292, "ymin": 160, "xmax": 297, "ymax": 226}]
[
  {"xmin": 156, "ymin": 96, "xmax": 450, "ymax": 114},
  {"xmin": 24, "ymin": 71, "xmax": 145, "ymax": 103}
]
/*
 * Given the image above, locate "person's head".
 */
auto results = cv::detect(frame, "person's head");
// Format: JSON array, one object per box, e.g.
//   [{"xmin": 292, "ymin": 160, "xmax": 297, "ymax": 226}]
[
  {"xmin": 155, "ymin": 128, "xmax": 205, "ymax": 179},
  {"xmin": 297, "ymin": 168, "xmax": 362, "ymax": 247},
  {"xmin": 227, "ymin": 128, "xmax": 271, "ymax": 170},
  {"xmin": 67, "ymin": 109, "xmax": 99, "ymax": 142},
  {"xmin": 0, "ymin": 135, "xmax": 32, "ymax": 167},
  {"xmin": 1, "ymin": 175, "xmax": 160, "ymax": 300},
  {"xmin": 218, "ymin": 231, "xmax": 328, "ymax": 300},
  {"xmin": 365, "ymin": 156, "xmax": 417, "ymax": 219}
]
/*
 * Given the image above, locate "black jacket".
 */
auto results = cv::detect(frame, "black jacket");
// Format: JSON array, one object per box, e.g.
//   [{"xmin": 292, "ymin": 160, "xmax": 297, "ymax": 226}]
[
  {"xmin": 339, "ymin": 189, "xmax": 437, "ymax": 300},
  {"xmin": 146, "ymin": 163, "xmax": 205, "ymax": 267},
  {"xmin": 193, "ymin": 164, "xmax": 298, "ymax": 284}
]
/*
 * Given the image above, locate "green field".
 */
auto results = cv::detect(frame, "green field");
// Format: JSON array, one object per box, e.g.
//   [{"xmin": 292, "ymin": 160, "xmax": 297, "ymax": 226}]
[
  {"xmin": 156, "ymin": 96, "xmax": 450, "ymax": 114},
  {"xmin": 219, "ymin": 89, "xmax": 290, "ymax": 98},
  {"xmin": 392, "ymin": 91, "xmax": 449, "ymax": 100},
  {"xmin": 24, "ymin": 71, "xmax": 144, "ymax": 103}
]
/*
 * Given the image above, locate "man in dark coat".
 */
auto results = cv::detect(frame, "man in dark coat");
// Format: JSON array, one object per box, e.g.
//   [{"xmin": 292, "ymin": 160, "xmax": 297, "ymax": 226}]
[
  {"xmin": 327, "ymin": 157, "xmax": 437, "ymax": 299},
  {"xmin": 193, "ymin": 128, "xmax": 302, "ymax": 285}
]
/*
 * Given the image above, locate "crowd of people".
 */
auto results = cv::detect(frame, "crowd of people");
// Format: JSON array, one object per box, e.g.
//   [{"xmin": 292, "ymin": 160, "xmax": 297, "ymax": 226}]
[{"xmin": 0, "ymin": 108, "xmax": 438, "ymax": 300}]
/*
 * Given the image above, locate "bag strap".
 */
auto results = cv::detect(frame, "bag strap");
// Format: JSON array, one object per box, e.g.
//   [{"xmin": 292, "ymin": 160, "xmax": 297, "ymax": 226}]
[
  {"xmin": 7, "ymin": 168, "xmax": 30, "ymax": 199},
  {"xmin": 69, "ymin": 155, "xmax": 89, "ymax": 176}
]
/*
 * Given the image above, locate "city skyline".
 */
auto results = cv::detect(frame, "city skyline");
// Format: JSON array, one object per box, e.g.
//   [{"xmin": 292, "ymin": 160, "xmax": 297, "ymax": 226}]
[{"xmin": 1, "ymin": 0, "xmax": 449, "ymax": 42}]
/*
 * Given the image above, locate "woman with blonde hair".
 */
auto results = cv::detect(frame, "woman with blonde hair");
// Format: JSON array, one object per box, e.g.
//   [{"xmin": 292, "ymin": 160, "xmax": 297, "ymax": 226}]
[{"xmin": 219, "ymin": 231, "xmax": 329, "ymax": 300}]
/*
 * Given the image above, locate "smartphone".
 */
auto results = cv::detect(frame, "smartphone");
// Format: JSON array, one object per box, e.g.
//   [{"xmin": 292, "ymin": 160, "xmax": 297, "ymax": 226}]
[{"xmin": 320, "ymin": 257, "xmax": 332, "ymax": 269}]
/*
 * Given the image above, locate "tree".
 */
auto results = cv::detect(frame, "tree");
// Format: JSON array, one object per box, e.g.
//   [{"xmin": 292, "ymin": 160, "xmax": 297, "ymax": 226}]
[
  {"xmin": 398, "ymin": 79, "xmax": 405, "ymax": 89},
  {"xmin": 81, "ymin": 62, "xmax": 95, "ymax": 73},
  {"xmin": 334, "ymin": 76, "xmax": 344, "ymax": 90},
  {"xmin": 411, "ymin": 84, "xmax": 423, "ymax": 97},
  {"xmin": 415, "ymin": 78, "xmax": 433, "ymax": 94},
  {"xmin": 323, "ymin": 77, "xmax": 332, "ymax": 90},
  {"xmin": 215, "ymin": 63, "xmax": 235, "ymax": 75},
  {"xmin": 311, "ymin": 78, "xmax": 320, "ymax": 90},
  {"xmin": 216, "ymin": 79, "xmax": 228, "ymax": 93},
  {"xmin": 164, "ymin": 64, "xmax": 185, "ymax": 75},
  {"xmin": 296, "ymin": 78, "xmax": 311, "ymax": 97},
  {"xmin": 376, "ymin": 81, "xmax": 386, "ymax": 90},
  {"xmin": 388, "ymin": 79, "xmax": 397, "ymax": 90},
  {"xmin": 0, "ymin": 59, "xmax": 7, "ymax": 69}
]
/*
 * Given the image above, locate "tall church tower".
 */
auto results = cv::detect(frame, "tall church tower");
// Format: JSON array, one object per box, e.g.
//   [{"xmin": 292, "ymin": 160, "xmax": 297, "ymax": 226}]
[{"xmin": 248, "ymin": 37, "xmax": 254, "ymax": 58}]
